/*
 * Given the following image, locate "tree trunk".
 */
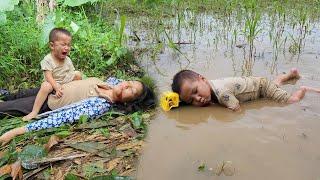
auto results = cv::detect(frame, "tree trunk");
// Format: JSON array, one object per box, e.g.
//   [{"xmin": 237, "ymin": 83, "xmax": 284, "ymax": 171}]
[{"xmin": 36, "ymin": 0, "xmax": 56, "ymax": 24}]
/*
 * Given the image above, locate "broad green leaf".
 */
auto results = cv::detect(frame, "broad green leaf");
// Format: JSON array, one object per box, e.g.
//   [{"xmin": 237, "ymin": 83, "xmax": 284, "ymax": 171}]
[
  {"xmin": 0, "ymin": 0, "xmax": 19, "ymax": 12},
  {"xmin": 65, "ymin": 173, "xmax": 79, "ymax": 180},
  {"xmin": 63, "ymin": 0, "xmax": 94, "ymax": 7},
  {"xmin": 19, "ymin": 145, "xmax": 47, "ymax": 169},
  {"xmin": 97, "ymin": 128, "xmax": 110, "ymax": 137},
  {"xmin": 55, "ymin": 130, "xmax": 72, "ymax": 138},
  {"xmin": 77, "ymin": 120, "xmax": 109, "ymax": 129},
  {"xmin": 78, "ymin": 114, "xmax": 89, "ymax": 124},
  {"xmin": 70, "ymin": 21, "xmax": 80, "ymax": 33},
  {"xmin": 39, "ymin": 13, "xmax": 55, "ymax": 47},
  {"xmin": 130, "ymin": 112, "xmax": 142, "ymax": 129}
]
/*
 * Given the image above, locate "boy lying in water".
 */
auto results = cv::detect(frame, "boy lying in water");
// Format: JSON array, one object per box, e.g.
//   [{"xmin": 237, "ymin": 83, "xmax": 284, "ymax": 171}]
[{"xmin": 171, "ymin": 68, "xmax": 320, "ymax": 110}]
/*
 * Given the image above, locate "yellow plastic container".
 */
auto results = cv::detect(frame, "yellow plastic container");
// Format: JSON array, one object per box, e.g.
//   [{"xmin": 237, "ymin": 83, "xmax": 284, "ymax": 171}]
[{"xmin": 160, "ymin": 92, "xmax": 180, "ymax": 111}]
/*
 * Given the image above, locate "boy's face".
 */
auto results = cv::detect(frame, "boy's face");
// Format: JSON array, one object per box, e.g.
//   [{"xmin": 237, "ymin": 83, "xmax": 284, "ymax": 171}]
[
  {"xmin": 179, "ymin": 76, "xmax": 212, "ymax": 107},
  {"xmin": 50, "ymin": 33, "xmax": 72, "ymax": 61}
]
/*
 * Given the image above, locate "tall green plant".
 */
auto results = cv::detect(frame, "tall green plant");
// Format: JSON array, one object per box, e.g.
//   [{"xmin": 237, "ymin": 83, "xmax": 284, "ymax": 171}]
[{"xmin": 119, "ymin": 15, "xmax": 127, "ymax": 46}]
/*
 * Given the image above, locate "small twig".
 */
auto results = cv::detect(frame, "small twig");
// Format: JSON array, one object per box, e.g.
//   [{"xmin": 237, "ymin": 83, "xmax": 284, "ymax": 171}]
[
  {"xmin": 23, "ymin": 164, "xmax": 50, "ymax": 179},
  {"xmin": 27, "ymin": 153, "xmax": 89, "ymax": 165},
  {"xmin": 173, "ymin": 42, "xmax": 194, "ymax": 45},
  {"xmin": 133, "ymin": 31, "xmax": 141, "ymax": 41}
]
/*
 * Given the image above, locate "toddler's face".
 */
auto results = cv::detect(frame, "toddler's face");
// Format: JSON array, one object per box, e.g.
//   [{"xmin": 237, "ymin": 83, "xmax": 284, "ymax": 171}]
[
  {"xmin": 179, "ymin": 77, "xmax": 212, "ymax": 107},
  {"xmin": 50, "ymin": 33, "xmax": 72, "ymax": 61},
  {"xmin": 112, "ymin": 81, "xmax": 144, "ymax": 103}
]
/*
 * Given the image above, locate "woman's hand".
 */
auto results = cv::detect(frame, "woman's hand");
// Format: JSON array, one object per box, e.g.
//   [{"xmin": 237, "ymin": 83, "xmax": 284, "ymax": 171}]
[{"xmin": 95, "ymin": 86, "xmax": 113, "ymax": 103}]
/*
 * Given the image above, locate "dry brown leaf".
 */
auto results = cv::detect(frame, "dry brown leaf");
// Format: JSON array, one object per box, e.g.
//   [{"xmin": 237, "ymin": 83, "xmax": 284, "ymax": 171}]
[
  {"xmin": 116, "ymin": 141, "xmax": 143, "ymax": 151},
  {"xmin": 0, "ymin": 164, "xmax": 11, "ymax": 176},
  {"xmin": 44, "ymin": 135, "xmax": 60, "ymax": 151},
  {"xmin": 0, "ymin": 151, "xmax": 7, "ymax": 158},
  {"xmin": 73, "ymin": 158, "xmax": 82, "ymax": 165},
  {"xmin": 106, "ymin": 158, "xmax": 121, "ymax": 172},
  {"xmin": 120, "ymin": 168, "xmax": 135, "ymax": 176},
  {"xmin": 11, "ymin": 160, "xmax": 22, "ymax": 180},
  {"xmin": 54, "ymin": 168, "xmax": 64, "ymax": 180}
]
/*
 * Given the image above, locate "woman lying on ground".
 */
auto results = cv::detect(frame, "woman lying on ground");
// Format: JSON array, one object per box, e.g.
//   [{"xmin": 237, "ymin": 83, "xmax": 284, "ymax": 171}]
[{"xmin": 0, "ymin": 77, "xmax": 154, "ymax": 145}]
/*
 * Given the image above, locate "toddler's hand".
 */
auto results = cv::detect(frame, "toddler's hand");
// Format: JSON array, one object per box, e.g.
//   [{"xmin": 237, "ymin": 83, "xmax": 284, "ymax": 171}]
[
  {"xmin": 55, "ymin": 87, "xmax": 63, "ymax": 98},
  {"xmin": 228, "ymin": 104, "xmax": 241, "ymax": 112}
]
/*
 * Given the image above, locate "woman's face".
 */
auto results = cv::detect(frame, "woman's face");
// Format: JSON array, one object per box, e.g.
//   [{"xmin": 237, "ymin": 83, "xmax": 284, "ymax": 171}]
[{"xmin": 112, "ymin": 81, "xmax": 144, "ymax": 103}]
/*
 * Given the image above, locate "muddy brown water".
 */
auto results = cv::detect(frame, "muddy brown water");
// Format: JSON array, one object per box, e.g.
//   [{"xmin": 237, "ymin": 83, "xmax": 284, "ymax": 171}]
[{"xmin": 127, "ymin": 12, "xmax": 320, "ymax": 179}]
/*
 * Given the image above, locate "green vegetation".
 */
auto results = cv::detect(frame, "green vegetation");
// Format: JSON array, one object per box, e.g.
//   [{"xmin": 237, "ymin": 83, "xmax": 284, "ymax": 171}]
[{"xmin": 0, "ymin": 0, "xmax": 138, "ymax": 90}]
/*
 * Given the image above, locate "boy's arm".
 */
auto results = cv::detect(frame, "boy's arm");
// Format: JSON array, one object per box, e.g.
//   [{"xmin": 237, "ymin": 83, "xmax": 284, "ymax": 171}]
[
  {"xmin": 44, "ymin": 70, "xmax": 59, "ymax": 90},
  {"xmin": 220, "ymin": 92, "xmax": 240, "ymax": 111},
  {"xmin": 44, "ymin": 71, "xmax": 63, "ymax": 97}
]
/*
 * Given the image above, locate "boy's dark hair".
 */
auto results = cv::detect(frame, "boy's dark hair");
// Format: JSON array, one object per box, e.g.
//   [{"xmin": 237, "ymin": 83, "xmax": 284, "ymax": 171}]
[
  {"xmin": 49, "ymin": 28, "xmax": 71, "ymax": 42},
  {"xmin": 171, "ymin": 70, "xmax": 200, "ymax": 94}
]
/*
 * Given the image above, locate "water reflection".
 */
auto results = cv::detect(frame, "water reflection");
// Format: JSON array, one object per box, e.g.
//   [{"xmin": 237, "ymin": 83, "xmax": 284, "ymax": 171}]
[{"xmin": 164, "ymin": 100, "xmax": 287, "ymax": 126}]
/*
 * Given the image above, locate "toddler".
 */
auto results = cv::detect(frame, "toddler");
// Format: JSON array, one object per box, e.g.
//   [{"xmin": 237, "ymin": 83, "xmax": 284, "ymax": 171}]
[
  {"xmin": 171, "ymin": 68, "xmax": 320, "ymax": 111},
  {"xmin": 23, "ymin": 28, "xmax": 82, "ymax": 120}
]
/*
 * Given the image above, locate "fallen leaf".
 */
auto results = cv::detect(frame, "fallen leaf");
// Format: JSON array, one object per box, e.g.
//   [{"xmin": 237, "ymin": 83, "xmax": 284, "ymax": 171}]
[
  {"xmin": 11, "ymin": 160, "xmax": 22, "ymax": 180},
  {"xmin": 77, "ymin": 121, "xmax": 110, "ymax": 129},
  {"xmin": 19, "ymin": 145, "xmax": 47, "ymax": 170},
  {"xmin": 68, "ymin": 142, "xmax": 107, "ymax": 153},
  {"xmin": 222, "ymin": 161, "xmax": 235, "ymax": 176},
  {"xmin": 198, "ymin": 163, "xmax": 206, "ymax": 172},
  {"xmin": 116, "ymin": 141, "xmax": 143, "ymax": 151},
  {"xmin": 106, "ymin": 158, "xmax": 121, "ymax": 172},
  {"xmin": 214, "ymin": 162, "xmax": 224, "ymax": 176},
  {"xmin": 55, "ymin": 168, "xmax": 64, "ymax": 180},
  {"xmin": 83, "ymin": 161, "xmax": 106, "ymax": 177},
  {"xmin": 0, "ymin": 164, "xmax": 11, "ymax": 176},
  {"xmin": 90, "ymin": 175, "xmax": 134, "ymax": 180},
  {"xmin": 119, "ymin": 124, "xmax": 137, "ymax": 138},
  {"xmin": 73, "ymin": 159, "xmax": 82, "ymax": 165},
  {"xmin": 44, "ymin": 135, "xmax": 60, "ymax": 151},
  {"xmin": 64, "ymin": 173, "xmax": 79, "ymax": 180}
]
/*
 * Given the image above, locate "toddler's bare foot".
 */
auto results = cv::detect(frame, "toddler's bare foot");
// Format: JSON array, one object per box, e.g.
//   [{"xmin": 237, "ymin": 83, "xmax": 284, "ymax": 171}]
[
  {"xmin": 22, "ymin": 112, "xmax": 37, "ymax": 121},
  {"xmin": 300, "ymin": 86, "xmax": 320, "ymax": 93},
  {"xmin": 289, "ymin": 68, "xmax": 301, "ymax": 79}
]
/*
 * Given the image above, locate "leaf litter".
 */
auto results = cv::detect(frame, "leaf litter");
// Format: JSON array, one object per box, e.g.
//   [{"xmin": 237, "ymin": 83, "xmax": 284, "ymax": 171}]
[{"xmin": 0, "ymin": 111, "xmax": 154, "ymax": 179}]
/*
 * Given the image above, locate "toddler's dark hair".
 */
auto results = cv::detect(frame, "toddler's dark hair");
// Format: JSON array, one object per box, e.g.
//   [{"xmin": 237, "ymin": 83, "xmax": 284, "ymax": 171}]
[
  {"xmin": 171, "ymin": 70, "xmax": 200, "ymax": 94},
  {"xmin": 49, "ymin": 28, "xmax": 72, "ymax": 42}
]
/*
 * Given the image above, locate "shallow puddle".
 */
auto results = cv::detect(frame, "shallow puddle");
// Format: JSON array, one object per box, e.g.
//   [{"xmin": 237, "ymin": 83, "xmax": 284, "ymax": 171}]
[{"xmin": 127, "ymin": 11, "xmax": 320, "ymax": 180}]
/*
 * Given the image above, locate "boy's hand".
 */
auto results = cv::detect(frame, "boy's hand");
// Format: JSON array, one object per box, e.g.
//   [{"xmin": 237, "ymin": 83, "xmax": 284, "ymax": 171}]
[
  {"xmin": 228, "ymin": 104, "xmax": 241, "ymax": 112},
  {"xmin": 55, "ymin": 87, "xmax": 63, "ymax": 98}
]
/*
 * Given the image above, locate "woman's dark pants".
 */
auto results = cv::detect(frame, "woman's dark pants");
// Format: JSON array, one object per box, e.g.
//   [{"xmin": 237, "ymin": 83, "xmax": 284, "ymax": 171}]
[{"xmin": 0, "ymin": 88, "xmax": 51, "ymax": 118}]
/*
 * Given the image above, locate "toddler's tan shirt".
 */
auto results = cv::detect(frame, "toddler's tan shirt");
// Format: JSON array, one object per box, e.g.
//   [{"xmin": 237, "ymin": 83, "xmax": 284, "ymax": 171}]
[
  {"xmin": 210, "ymin": 77, "xmax": 291, "ymax": 109},
  {"xmin": 41, "ymin": 53, "xmax": 76, "ymax": 84},
  {"xmin": 47, "ymin": 77, "xmax": 106, "ymax": 110}
]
